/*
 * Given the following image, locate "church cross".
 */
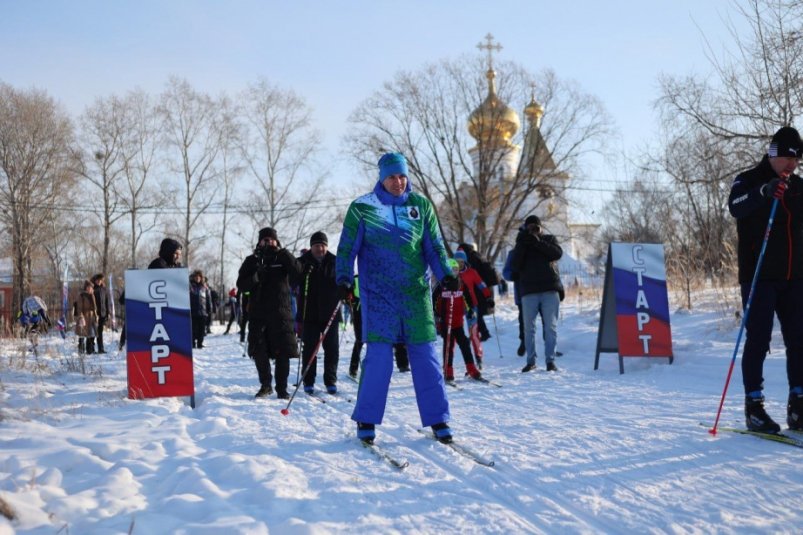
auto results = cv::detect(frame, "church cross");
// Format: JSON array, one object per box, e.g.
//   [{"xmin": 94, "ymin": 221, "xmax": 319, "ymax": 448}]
[{"xmin": 477, "ymin": 33, "xmax": 502, "ymax": 70}]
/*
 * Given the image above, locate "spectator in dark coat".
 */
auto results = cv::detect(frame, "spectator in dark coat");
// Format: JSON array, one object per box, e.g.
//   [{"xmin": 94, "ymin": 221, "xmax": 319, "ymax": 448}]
[
  {"xmin": 237, "ymin": 227, "xmax": 303, "ymax": 400},
  {"xmin": 297, "ymin": 231, "xmax": 342, "ymax": 394},
  {"xmin": 91, "ymin": 273, "xmax": 110, "ymax": 353},
  {"xmin": 189, "ymin": 270, "xmax": 212, "ymax": 349},
  {"xmin": 513, "ymin": 215, "xmax": 563, "ymax": 373},
  {"xmin": 148, "ymin": 238, "xmax": 183, "ymax": 269}
]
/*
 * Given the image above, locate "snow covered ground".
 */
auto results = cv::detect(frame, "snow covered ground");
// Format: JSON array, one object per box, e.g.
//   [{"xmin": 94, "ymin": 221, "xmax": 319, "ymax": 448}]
[{"xmin": 1, "ymin": 287, "xmax": 802, "ymax": 534}]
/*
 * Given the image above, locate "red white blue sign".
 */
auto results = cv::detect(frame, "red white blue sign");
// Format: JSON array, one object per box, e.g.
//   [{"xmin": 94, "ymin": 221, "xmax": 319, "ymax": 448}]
[
  {"xmin": 125, "ymin": 268, "xmax": 194, "ymax": 400},
  {"xmin": 595, "ymin": 243, "xmax": 673, "ymax": 373}
]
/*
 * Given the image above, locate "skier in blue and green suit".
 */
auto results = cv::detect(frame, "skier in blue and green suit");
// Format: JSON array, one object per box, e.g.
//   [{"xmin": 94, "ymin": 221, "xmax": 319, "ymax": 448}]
[{"xmin": 336, "ymin": 152, "xmax": 459, "ymax": 445}]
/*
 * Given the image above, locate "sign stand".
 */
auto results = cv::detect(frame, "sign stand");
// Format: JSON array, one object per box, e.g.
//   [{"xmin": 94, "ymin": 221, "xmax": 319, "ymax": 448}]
[
  {"xmin": 125, "ymin": 268, "xmax": 196, "ymax": 407},
  {"xmin": 594, "ymin": 243, "xmax": 673, "ymax": 374}
]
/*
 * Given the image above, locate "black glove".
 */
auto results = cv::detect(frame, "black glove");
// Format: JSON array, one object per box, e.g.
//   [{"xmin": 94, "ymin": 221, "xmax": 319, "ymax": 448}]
[
  {"xmin": 761, "ymin": 178, "xmax": 788, "ymax": 199},
  {"xmin": 441, "ymin": 275, "xmax": 459, "ymax": 291},
  {"xmin": 338, "ymin": 284, "xmax": 353, "ymax": 304},
  {"xmin": 485, "ymin": 298, "xmax": 495, "ymax": 309}
]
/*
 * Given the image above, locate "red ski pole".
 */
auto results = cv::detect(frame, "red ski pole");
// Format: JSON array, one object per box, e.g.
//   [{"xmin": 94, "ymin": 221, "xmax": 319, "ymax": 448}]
[
  {"xmin": 281, "ymin": 300, "xmax": 342, "ymax": 415},
  {"xmin": 443, "ymin": 292, "xmax": 454, "ymax": 377}
]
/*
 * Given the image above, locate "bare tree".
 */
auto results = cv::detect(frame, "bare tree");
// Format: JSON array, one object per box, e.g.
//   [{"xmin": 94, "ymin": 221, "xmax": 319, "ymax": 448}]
[
  {"xmin": 77, "ymin": 94, "xmax": 133, "ymax": 274},
  {"xmin": 238, "ymin": 79, "xmax": 329, "ymax": 252},
  {"xmin": 119, "ymin": 88, "xmax": 164, "ymax": 268},
  {"xmin": 659, "ymin": 0, "xmax": 803, "ymax": 149},
  {"xmin": 158, "ymin": 77, "xmax": 221, "ymax": 264},
  {"xmin": 213, "ymin": 95, "xmax": 244, "ymax": 291},
  {"xmin": 0, "ymin": 82, "xmax": 76, "ymax": 313},
  {"xmin": 345, "ymin": 56, "xmax": 613, "ymax": 262}
]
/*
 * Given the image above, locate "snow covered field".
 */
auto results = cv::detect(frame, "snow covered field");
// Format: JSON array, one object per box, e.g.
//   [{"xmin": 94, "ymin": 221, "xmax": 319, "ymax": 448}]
[{"xmin": 1, "ymin": 288, "xmax": 801, "ymax": 534}]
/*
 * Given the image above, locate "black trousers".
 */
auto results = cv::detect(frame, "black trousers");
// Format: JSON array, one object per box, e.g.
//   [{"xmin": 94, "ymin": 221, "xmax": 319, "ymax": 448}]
[
  {"xmin": 301, "ymin": 321, "xmax": 339, "ymax": 387},
  {"xmin": 191, "ymin": 316, "xmax": 206, "ymax": 347},
  {"xmin": 96, "ymin": 316, "xmax": 107, "ymax": 352},
  {"xmin": 248, "ymin": 318, "xmax": 290, "ymax": 394},
  {"xmin": 444, "ymin": 327, "xmax": 475, "ymax": 369},
  {"xmin": 741, "ymin": 279, "xmax": 803, "ymax": 394}
]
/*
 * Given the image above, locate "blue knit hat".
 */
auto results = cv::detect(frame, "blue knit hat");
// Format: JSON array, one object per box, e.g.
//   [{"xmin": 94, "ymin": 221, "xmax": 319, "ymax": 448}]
[
  {"xmin": 378, "ymin": 152, "xmax": 409, "ymax": 181},
  {"xmin": 454, "ymin": 250, "xmax": 468, "ymax": 263}
]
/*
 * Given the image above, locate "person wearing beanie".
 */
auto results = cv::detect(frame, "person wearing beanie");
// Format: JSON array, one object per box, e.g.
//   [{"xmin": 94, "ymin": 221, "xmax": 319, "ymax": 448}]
[
  {"xmin": 296, "ymin": 230, "xmax": 341, "ymax": 395},
  {"xmin": 433, "ymin": 258, "xmax": 483, "ymax": 382},
  {"xmin": 336, "ymin": 151, "xmax": 456, "ymax": 445},
  {"xmin": 453, "ymin": 249, "xmax": 492, "ymax": 367},
  {"xmin": 236, "ymin": 226, "xmax": 304, "ymax": 399},
  {"xmin": 728, "ymin": 125, "xmax": 803, "ymax": 433},
  {"xmin": 513, "ymin": 214, "xmax": 563, "ymax": 373}
]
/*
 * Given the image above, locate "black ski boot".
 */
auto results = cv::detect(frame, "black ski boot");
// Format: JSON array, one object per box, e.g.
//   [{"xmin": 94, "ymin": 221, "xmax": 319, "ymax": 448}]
[
  {"xmin": 432, "ymin": 422, "xmax": 453, "ymax": 444},
  {"xmin": 745, "ymin": 395, "xmax": 781, "ymax": 433},
  {"xmin": 357, "ymin": 422, "xmax": 376, "ymax": 445},
  {"xmin": 787, "ymin": 390, "xmax": 803, "ymax": 431},
  {"xmin": 254, "ymin": 384, "xmax": 272, "ymax": 399}
]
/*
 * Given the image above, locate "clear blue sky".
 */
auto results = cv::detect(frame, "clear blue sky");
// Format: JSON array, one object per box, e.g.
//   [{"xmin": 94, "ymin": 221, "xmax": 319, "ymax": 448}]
[{"xmin": 2, "ymin": 0, "xmax": 743, "ymax": 218}]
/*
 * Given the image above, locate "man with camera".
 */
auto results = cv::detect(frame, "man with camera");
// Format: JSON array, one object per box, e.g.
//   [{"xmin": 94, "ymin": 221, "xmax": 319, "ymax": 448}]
[
  {"xmin": 236, "ymin": 227, "xmax": 304, "ymax": 399},
  {"xmin": 512, "ymin": 215, "xmax": 563, "ymax": 373}
]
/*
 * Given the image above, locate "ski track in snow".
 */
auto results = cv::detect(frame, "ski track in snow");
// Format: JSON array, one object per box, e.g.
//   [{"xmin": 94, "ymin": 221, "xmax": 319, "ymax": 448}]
[{"xmin": 1, "ymin": 290, "xmax": 802, "ymax": 534}]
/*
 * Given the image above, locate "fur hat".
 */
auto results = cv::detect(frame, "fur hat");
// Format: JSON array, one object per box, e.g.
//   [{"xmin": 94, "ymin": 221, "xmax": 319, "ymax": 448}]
[{"xmin": 258, "ymin": 227, "xmax": 278, "ymax": 243}]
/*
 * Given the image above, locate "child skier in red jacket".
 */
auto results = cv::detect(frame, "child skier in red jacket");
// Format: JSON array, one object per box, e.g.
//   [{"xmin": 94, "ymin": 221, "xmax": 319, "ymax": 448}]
[{"xmin": 434, "ymin": 259, "xmax": 482, "ymax": 382}]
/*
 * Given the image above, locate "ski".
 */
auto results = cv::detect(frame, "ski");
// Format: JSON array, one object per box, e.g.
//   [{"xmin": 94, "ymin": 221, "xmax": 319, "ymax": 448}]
[
  {"xmin": 703, "ymin": 423, "xmax": 803, "ymax": 449},
  {"xmin": 416, "ymin": 429, "xmax": 495, "ymax": 467},
  {"xmin": 467, "ymin": 376, "xmax": 502, "ymax": 388},
  {"xmin": 360, "ymin": 440, "xmax": 409, "ymax": 470},
  {"xmin": 305, "ymin": 391, "xmax": 327, "ymax": 404},
  {"xmin": 445, "ymin": 380, "xmax": 463, "ymax": 390}
]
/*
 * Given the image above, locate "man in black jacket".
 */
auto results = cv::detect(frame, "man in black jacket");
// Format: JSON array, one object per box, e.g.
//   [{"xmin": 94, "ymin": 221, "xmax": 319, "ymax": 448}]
[
  {"xmin": 237, "ymin": 227, "xmax": 303, "ymax": 400},
  {"xmin": 513, "ymin": 215, "xmax": 562, "ymax": 373},
  {"xmin": 728, "ymin": 126, "xmax": 803, "ymax": 433},
  {"xmin": 148, "ymin": 238, "xmax": 183, "ymax": 269},
  {"xmin": 297, "ymin": 231, "xmax": 341, "ymax": 394},
  {"xmin": 91, "ymin": 273, "xmax": 109, "ymax": 353}
]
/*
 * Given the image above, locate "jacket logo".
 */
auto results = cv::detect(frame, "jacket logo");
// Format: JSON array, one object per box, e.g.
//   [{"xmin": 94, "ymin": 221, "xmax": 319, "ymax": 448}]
[{"xmin": 407, "ymin": 207, "xmax": 420, "ymax": 220}]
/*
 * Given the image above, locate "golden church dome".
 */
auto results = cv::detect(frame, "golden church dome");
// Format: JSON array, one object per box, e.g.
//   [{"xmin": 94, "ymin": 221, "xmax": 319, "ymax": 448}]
[
  {"xmin": 524, "ymin": 93, "xmax": 544, "ymax": 126},
  {"xmin": 468, "ymin": 69, "xmax": 520, "ymax": 145}
]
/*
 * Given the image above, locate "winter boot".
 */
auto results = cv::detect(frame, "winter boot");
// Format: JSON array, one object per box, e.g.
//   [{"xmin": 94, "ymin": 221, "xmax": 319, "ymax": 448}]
[
  {"xmin": 521, "ymin": 363, "xmax": 536, "ymax": 373},
  {"xmin": 517, "ymin": 341, "xmax": 525, "ymax": 357},
  {"xmin": 357, "ymin": 422, "xmax": 376, "ymax": 444},
  {"xmin": 745, "ymin": 393, "xmax": 781, "ymax": 433},
  {"xmin": 444, "ymin": 366, "xmax": 454, "ymax": 382},
  {"xmin": 254, "ymin": 384, "xmax": 273, "ymax": 398},
  {"xmin": 546, "ymin": 361, "xmax": 559, "ymax": 372},
  {"xmin": 304, "ymin": 385, "xmax": 315, "ymax": 395},
  {"xmin": 466, "ymin": 362, "xmax": 482, "ymax": 380},
  {"xmin": 432, "ymin": 422, "xmax": 453, "ymax": 444},
  {"xmin": 787, "ymin": 388, "xmax": 803, "ymax": 431},
  {"xmin": 326, "ymin": 384, "xmax": 337, "ymax": 395},
  {"xmin": 276, "ymin": 390, "xmax": 290, "ymax": 400}
]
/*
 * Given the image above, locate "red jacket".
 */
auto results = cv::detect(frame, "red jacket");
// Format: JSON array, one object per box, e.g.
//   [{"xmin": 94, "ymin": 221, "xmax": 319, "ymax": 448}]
[
  {"xmin": 433, "ymin": 282, "xmax": 474, "ymax": 330},
  {"xmin": 458, "ymin": 266, "xmax": 491, "ymax": 306}
]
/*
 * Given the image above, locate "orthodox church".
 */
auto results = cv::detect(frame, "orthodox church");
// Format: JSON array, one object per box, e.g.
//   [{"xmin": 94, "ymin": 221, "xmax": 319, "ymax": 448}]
[{"xmin": 466, "ymin": 34, "xmax": 599, "ymax": 276}]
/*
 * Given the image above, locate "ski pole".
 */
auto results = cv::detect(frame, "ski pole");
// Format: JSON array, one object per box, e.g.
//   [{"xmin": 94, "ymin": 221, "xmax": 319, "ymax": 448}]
[
  {"xmin": 282, "ymin": 299, "xmax": 342, "ymax": 415},
  {"xmin": 296, "ymin": 271, "xmax": 311, "ymax": 386},
  {"xmin": 710, "ymin": 196, "xmax": 781, "ymax": 436},
  {"xmin": 443, "ymin": 292, "xmax": 454, "ymax": 376},
  {"xmin": 491, "ymin": 310, "xmax": 504, "ymax": 358}
]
